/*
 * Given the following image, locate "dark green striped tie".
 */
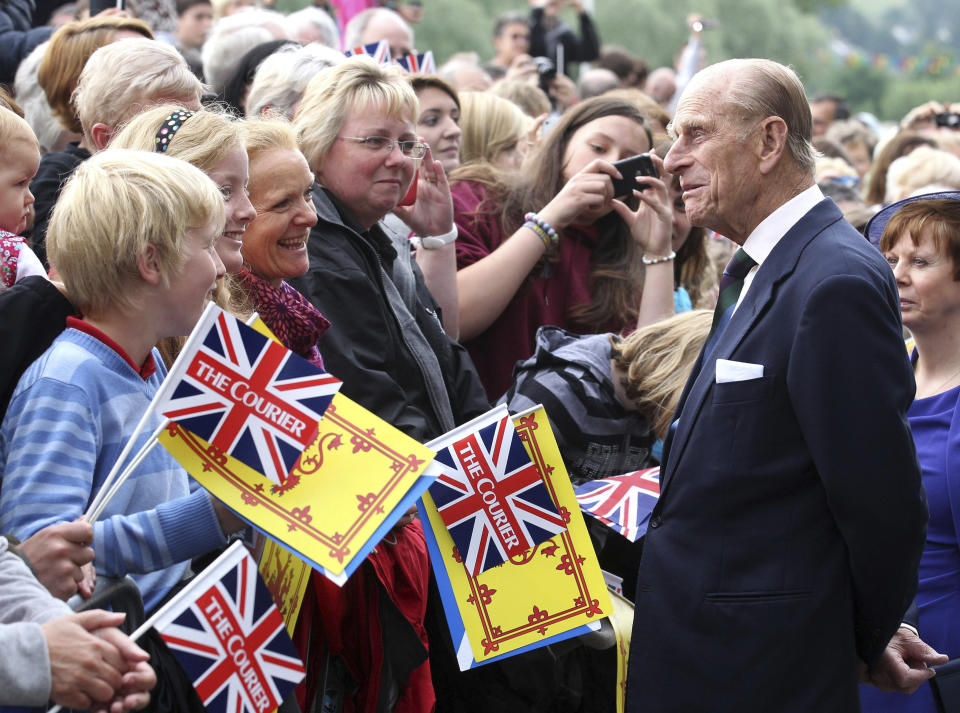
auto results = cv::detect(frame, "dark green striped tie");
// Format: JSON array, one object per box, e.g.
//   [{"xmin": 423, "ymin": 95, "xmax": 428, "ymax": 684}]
[{"xmin": 709, "ymin": 248, "xmax": 758, "ymax": 340}]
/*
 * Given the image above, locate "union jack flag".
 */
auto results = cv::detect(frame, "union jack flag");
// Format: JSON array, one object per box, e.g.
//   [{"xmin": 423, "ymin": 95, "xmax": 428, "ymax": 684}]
[
  {"xmin": 150, "ymin": 541, "xmax": 306, "ymax": 713},
  {"xmin": 157, "ymin": 305, "xmax": 341, "ymax": 485},
  {"xmin": 574, "ymin": 467, "xmax": 660, "ymax": 542},
  {"xmin": 344, "ymin": 40, "xmax": 391, "ymax": 64},
  {"xmin": 395, "ymin": 50, "xmax": 436, "ymax": 74},
  {"xmin": 427, "ymin": 406, "xmax": 567, "ymax": 577}
]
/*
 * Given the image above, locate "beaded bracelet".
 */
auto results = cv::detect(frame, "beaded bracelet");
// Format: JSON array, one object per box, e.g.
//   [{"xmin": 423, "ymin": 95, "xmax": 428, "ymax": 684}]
[
  {"xmin": 641, "ymin": 250, "xmax": 677, "ymax": 265},
  {"xmin": 524, "ymin": 212, "xmax": 558, "ymax": 248}
]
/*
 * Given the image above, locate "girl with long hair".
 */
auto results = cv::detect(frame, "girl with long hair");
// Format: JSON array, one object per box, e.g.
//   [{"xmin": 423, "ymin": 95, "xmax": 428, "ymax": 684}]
[{"xmin": 452, "ymin": 95, "xmax": 675, "ymax": 399}]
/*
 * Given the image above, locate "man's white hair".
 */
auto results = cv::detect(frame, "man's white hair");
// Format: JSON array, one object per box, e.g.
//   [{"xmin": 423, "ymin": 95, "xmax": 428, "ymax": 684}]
[
  {"xmin": 202, "ymin": 9, "xmax": 290, "ymax": 95},
  {"xmin": 246, "ymin": 43, "xmax": 345, "ymax": 119},
  {"xmin": 342, "ymin": 7, "xmax": 412, "ymax": 51},
  {"xmin": 284, "ymin": 6, "xmax": 339, "ymax": 48}
]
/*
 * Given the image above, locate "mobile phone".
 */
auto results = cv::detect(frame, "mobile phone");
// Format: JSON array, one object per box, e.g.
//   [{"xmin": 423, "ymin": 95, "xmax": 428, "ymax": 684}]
[
  {"xmin": 89, "ymin": 0, "xmax": 123, "ymax": 14},
  {"xmin": 610, "ymin": 153, "xmax": 658, "ymax": 198},
  {"xmin": 398, "ymin": 177, "xmax": 418, "ymax": 206}
]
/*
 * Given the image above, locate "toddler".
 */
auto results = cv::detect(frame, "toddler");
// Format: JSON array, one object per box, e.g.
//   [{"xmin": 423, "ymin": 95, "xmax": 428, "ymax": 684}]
[{"xmin": 0, "ymin": 107, "xmax": 44, "ymax": 290}]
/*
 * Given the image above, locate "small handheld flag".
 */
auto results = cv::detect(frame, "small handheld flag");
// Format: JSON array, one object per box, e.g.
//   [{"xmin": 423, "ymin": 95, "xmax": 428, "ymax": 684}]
[
  {"xmin": 418, "ymin": 405, "xmax": 612, "ymax": 669},
  {"xmin": 156, "ymin": 306, "xmax": 341, "ymax": 486},
  {"xmin": 575, "ymin": 467, "xmax": 661, "ymax": 542},
  {"xmin": 427, "ymin": 405, "xmax": 566, "ymax": 576},
  {"xmin": 395, "ymin": 50, "xmax": 436, "ymax": 74},
  {"xmin": 344, "ymin": 40, "xmax": 391, "ymax": 64},
  {"xmin": 151, "ymin": 542, "xmax": 306, "ymax": 713}
]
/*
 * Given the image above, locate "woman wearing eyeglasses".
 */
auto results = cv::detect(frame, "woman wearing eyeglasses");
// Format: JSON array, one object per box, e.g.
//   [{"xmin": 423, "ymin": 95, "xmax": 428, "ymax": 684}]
[
  {"xmin": 290, "ymin": 54, "xmax": 487, "ymax": 440},
  {"xmin": 287, "ymin": 56, "xmax": 489, "ymax": 713}
]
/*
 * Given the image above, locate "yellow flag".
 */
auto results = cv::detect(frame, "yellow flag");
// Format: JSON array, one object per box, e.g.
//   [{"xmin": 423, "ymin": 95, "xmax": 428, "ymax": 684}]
[
  {"xmin": 160, "ymin": 391, "xmax": 435, "ymax": 577},
  {"xmin": 608, "ymin": 590, "xmax": 634, "ymax": 713},
  {"xmin": 258, "ymin": 538, "xmax": 311, "ymax": 637},
  {"xmin": 420, "ymin": 406, "xmax": 612, "ymax": 667}
]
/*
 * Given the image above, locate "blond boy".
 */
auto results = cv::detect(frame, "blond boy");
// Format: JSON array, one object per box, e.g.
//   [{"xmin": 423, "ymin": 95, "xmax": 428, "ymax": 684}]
[{"xmin": 0, "ymin": 150, "xmax": 244, "ymax": 612}]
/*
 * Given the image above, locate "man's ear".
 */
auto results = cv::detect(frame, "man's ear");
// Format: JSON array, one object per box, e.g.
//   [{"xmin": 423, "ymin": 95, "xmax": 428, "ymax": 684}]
[
  {"xmin": 137, "ymin": 243, "xmax": 163, "ymax": 286},
  {"xmin": 89, "ymin": 123, "xmax": 114, "ymax": 151},
  {"xmin": 755, "ymin": 116, "xmax": 789, "ymax": 175}
]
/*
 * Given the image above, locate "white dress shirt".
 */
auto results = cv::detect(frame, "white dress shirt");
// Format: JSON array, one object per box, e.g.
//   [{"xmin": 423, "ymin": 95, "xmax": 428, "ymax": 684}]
[{"xmin": 735, "ymin": 184, "xmax": 825, "ymax": 311}]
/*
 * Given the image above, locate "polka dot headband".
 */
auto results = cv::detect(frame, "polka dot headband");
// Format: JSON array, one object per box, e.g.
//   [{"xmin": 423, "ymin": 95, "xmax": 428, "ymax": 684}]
[{"xmin": 154, "ymin": 110, "xmax": 195, "ymax": 153}]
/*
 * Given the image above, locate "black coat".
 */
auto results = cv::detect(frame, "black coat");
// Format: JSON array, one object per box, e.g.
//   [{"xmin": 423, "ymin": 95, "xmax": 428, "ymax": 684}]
[
  {"xmin": 288, "ymin": 187, "xmax": 488, "ymax": 443},
  {"xmin": 26, "ymin": 142, "xmax": 90, "ymax": 267},
  {"xmin": 0, "ymin": 0, "xmax": 51, "ymax": 86},
  {"xmin": 0, "ymin": 276, "xmax": 74, "ymax": 422}
]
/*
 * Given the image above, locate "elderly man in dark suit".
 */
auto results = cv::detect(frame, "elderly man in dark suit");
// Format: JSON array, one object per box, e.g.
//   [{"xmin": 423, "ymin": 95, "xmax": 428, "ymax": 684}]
[{"xmin": 624, "ymin": 58, "xmax": 938, "ymax": 712}]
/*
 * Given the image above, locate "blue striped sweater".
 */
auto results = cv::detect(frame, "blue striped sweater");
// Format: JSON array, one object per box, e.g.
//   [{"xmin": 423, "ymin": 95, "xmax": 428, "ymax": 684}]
[{"xmin": 0, "ymin": 327, "xmax": 227, "ymax": 611}]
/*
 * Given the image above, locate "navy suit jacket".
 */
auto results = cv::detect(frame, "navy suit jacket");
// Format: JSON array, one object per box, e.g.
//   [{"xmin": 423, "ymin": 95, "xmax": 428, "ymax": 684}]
[{"xmin": 625, "ymin": 199, "xmax": 927, "ymax": 713}]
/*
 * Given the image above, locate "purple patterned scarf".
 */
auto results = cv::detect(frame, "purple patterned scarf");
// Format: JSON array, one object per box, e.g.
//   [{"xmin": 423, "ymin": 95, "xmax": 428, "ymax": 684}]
[{"xmin": 237, "ymin": 268, "xmax": 331, "ymax": 371}]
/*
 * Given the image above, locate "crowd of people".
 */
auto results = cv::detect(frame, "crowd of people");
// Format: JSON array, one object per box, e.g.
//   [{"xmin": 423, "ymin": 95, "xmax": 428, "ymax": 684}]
[{"xmin": 0, "ymin": 0, "xmax": 959, "ymax": 711}]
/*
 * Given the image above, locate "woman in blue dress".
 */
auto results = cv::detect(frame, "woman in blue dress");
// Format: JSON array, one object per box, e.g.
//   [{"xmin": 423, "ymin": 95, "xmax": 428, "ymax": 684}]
[{"xmin": 862, "ymin": 191, "xmax": 960, "ymax": 711}]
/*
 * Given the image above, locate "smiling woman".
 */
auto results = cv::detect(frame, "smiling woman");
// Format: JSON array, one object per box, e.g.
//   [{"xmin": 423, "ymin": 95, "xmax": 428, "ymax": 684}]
[
  {"xmin": 410, "ymin": 75, "xmax": 462, "ymax": 175},
  {"xmin": 285, "ymin": 56, "xmax": 489, "ymax": 713},
  {"xmin": 231, "ymin": 119, "xmax": 328, "ymax": 371}
]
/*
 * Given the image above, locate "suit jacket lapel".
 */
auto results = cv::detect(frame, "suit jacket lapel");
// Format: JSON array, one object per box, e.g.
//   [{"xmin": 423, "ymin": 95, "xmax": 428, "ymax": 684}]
[{"xmin": 659, "ymin": 199, "xmax": 844, "ymax": 496}]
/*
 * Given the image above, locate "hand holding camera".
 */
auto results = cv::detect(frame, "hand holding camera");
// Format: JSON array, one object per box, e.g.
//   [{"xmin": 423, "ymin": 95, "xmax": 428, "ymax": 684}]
[
  {"xmin": 935, "ymin": 112, "xmax": 960, "ymax": 130},
  {"xmin": 610, "ymin": 154, "xmax": 659, "ymax": 198},
  {"xmin": 608, "ymin": 153, "xmax": 673, "ymax": 258},
  {"xmin": 901, "ymin": 100, "xmax": 960, "ymax": 132}
]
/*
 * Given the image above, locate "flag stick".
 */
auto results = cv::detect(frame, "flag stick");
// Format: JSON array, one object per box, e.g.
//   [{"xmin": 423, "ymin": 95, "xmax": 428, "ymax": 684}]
[
  {"xmin": 86, "ymin": 419, "xmax": 169, "ymax": 523},
  {"xmin": 84, "ymin": 302, "xmax": 221, "ymax": 520}
]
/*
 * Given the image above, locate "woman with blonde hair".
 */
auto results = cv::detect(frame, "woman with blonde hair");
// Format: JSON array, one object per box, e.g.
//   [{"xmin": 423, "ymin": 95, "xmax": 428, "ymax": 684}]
[
  {"xmin": 231, "ymin": 118, "xmax": 327, "ymax": 370},
  {"xmin": 456, "ymin": 90, "xmax": 531, "ymax": 174},
  {"xmin": 110, "ymin": 105, "xmax": 257, "ymax": 364},
  {"xmin": 290, "ymin": 55, "xmax": 487, "ymax": 441},
  {"xmin": 288, "ymin": 55, "xmax": 489, "ymax": 713},
  {"xmin": 452, "ymin": 95, "xmax": 675, "ymax": 400}
]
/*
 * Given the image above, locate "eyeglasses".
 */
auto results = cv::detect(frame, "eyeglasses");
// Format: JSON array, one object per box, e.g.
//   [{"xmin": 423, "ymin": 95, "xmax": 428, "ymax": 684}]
[{"xmin": 339, "ymin": 136, "xmax": 428, "ymax": 159}]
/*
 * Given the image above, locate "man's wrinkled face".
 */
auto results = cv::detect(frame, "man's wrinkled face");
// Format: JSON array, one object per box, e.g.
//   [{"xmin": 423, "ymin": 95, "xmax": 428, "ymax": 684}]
[{"xmin": 664, "ymin": 78, "xmax": 761, "ymax": 242}]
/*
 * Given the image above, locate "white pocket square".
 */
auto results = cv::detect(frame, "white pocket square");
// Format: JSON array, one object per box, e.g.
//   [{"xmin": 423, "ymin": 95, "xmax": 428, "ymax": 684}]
[{"xmin": 715, "ymin": 359, "xmax": 764, "ymax": 383}]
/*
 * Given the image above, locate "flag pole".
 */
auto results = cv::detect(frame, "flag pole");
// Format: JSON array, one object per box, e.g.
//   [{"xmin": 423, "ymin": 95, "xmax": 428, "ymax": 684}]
[
  {"xmin": 84, "ymin": 302, "xmax": 222, "ymax": 520},
  {"xmin": 86, "ymin": 419, "xmax": 169, "ymax": 523}
]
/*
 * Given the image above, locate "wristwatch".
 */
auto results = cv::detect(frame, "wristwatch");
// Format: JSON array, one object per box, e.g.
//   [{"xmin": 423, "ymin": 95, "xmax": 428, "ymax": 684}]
[{"xmin": 419, "ymin": 225, "xmax": 458, "ymax": 250}]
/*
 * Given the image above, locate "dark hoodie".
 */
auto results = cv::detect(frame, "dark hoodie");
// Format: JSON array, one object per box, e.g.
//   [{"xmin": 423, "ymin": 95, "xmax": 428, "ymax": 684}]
[{"xmin": 500, "ymin": 326, "xmax": 656, "ymax": 483}]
